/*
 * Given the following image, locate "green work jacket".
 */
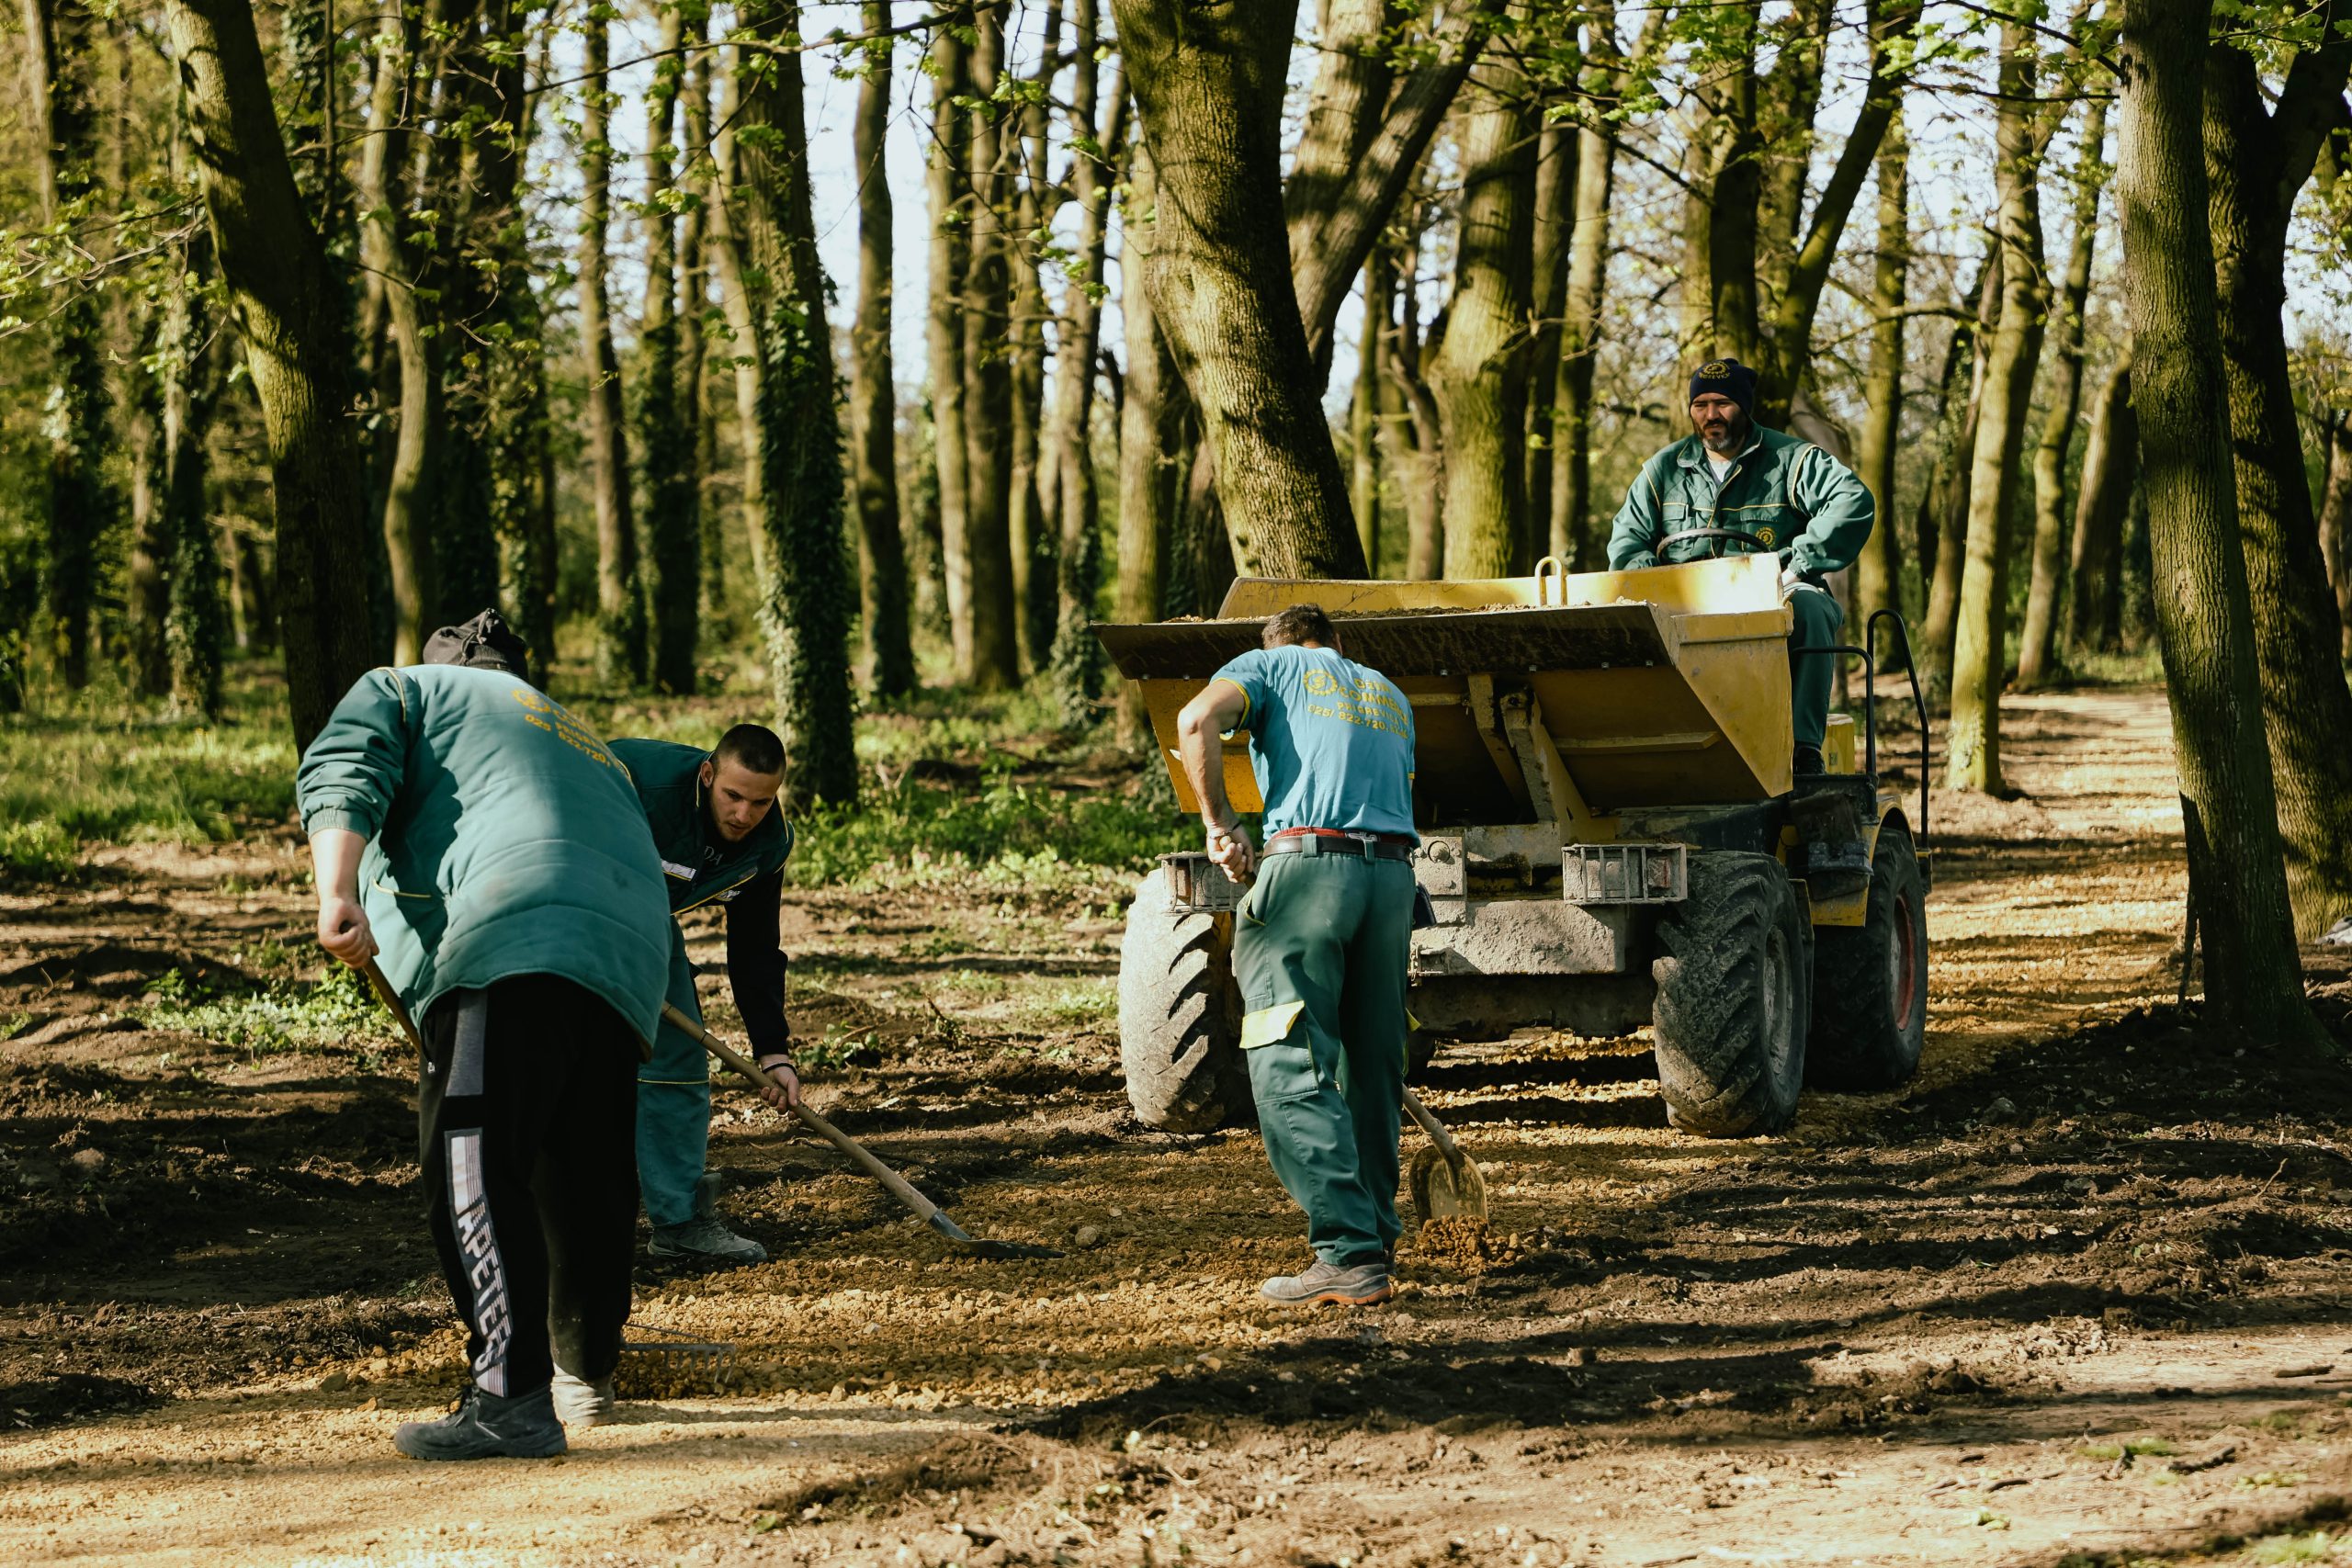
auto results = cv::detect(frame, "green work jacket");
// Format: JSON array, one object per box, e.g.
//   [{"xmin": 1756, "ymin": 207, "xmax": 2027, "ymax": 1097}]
[
  {"xmin": 606, "ymin": 739, "xmax": 797, "ymax": 1054},
  {"xmin": 1606, "ymin": 424, "xmax": 1874, "ymax": 578},
  {"xmin": 295, "ymin": 666, "xmax": 673, "ymax": 1049}
]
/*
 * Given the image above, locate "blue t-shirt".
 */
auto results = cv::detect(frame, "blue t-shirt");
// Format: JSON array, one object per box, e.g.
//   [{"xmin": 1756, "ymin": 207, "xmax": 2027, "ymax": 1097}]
[{"xmin": 1211, "ymin": 645, "xmax": 1417, "ymax": 839}]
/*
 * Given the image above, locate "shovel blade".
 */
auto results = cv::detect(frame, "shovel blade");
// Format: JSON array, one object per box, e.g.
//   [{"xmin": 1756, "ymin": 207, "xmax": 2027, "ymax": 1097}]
[{"xmin": 1408, "ymin": 1145, "xmax": 1489, "ymax": 1225}]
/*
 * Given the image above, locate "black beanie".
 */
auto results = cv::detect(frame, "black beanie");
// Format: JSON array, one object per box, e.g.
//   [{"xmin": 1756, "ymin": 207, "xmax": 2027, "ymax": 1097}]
[
  {"xmin": 422, "ymin": 607, "xmax": 532, "ymax": 680},
  {"xmin": 1689, "ymin": 357, "xmax": 1757, "ymax": 411}
]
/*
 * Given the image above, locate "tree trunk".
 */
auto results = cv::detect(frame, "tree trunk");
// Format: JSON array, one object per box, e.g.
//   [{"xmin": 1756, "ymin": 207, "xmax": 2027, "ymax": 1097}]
[
  {"xmin": 164, "ymin": 0, "xmax": 377, "ymax": 748},
  {"xmin": 1007, "ymin": 4, "xmax": 1065, "ymax": 676},
  {"xmin": 924, "ymin": 25, "xmax": 980, "ymax": 683},
  {"xmin": 22, "ymin": 0, "xmax": 116, "ymax": 689},
  {"xmin": 959, "ymin": 13, "xmax": 1021, "ymax": 689},
  {"xmin": 1433, "ymin": 44, "xmax": 1536, "ymax": 580},
  {"xmin": 1388, "ymin": 263, "xmax": 1445, "ymax": 581},
  {"xmin": 2205, "ymin": 28, "xmax": 2352, "ymax": 939},
  {"xmin": 1919, "ymin": 243, "xmax": 2002, "ymax": 700},
  {"xmin": 850, "ymin": 1, "xmax": 915, "ymax": 698},
  {"xmin": 1350, "ymin": 249, "xmax": 1390, "ymax": 574},
  {"xmin": 723, "ymin": 0, "xmax": 858, "ymax": 807},
  {"xmin": 1113, "ymin": 0, "xmax": 1368, "ymax": 579},
  {"xmin": 1852, "ymin": 113, "xmax": 1908, "ymax": 634},
  {"xmin": 580, "ymin": 14, "xmax": 642, "ymax": 686},
  {"xmin": 1555, "ymin": 1, "xmax": 1629, "ymax": 568},
  {"xmin": 679, "ymin": 39, "xmax": 717, "ymax": 642},
  {"xmin": 2317, "ymin": 409, "xmax": 2352, "ymax": 661},
  {"xmin": 163, "ymin": 208, "xmax": 226, "ymax": 718},
  {"xmin": 1944, "ymin": 21, "xmax": 2049, "ymax": 795},
  {"xmin": 638, "ymin": 5, "xmax": 698, "ymax": 694},
  {"xmin": 1114, "ymin": 139, "xmax": 1188, "ymax": 744},
  {"xmin": 2066, "ymin": 356, "xmax": 2137, "ymax": 655},
  {"xmin": 488, "ymin": 26, "xmax": 558, "ymax": 684},
  {"xmin": 1047, "ymin": 15, "xmax": 1125, "ymax": 724},
  {"xmin": 709, "ymin": 60, "xmax": 767, "ymax": 590},
  {"xmin": 2115, "ymin": 0, "xmax": 2324, "ymax": 1049},
  {"xmin": 1525, "ymin": 111, "xmax": 1572, "ymax": 570},
  {"xmin": 2018, "ymin": 98, "xmax": 2109, "ymax": 691}
]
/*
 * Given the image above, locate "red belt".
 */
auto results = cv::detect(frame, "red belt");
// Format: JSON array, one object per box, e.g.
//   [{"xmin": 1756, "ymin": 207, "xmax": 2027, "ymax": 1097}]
[
  {"xmin": 1266, "ymin": 827, "xmax": 1416, "ymax": 862},
  {"xmin": 1272, "ymin": 827, "xmax": 1416, "ymax": 847}
]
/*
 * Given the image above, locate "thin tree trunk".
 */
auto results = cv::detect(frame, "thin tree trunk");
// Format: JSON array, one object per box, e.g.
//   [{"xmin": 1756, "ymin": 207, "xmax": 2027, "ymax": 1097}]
[
  {"xmin": 723, "ymin": 0, "xmax": 858, "ymax": 807},
  {"xmin": 1007, "ymin": 3, "xmax": 1065, "ymax": 676},
  {"xmin": 2206, "ymin": 27, "xmax": 2352, "ymax": 938},
  {"xmin": 959, "ymin": 13, "xmax": 1021, "ymax": 689},
  {"xmin": 2317, "ymin": 409, "xmax": 2352, "ymax": 660},
  {"xmin": 1114, "ymin": 139, "xmax": 1187, "ymax": 744},
  {"xmin": 1945, "ymin": 20, "xmax": 2049, "ymax": 795},
  {"xmin": 2066, "ymin": 356, "xmax": 2137, "ymax": 654},
  {"xmin": 680, "ymin": 39, "xmax": 716, "ymax": 638},
  {"xmin": 709, "ymin": 60, "xmax": 767, "ymax": 591},
  {"xmin": 639, "ymin": 5, "xmax": 698, "ymax": 694},
  {"xmin": 1433, "ymin": 42, "xmax": 1536, "ymax": 580},
  {"xmin": 164, "ymin": 0, "xmax": 376, "ymax": 747},
  {"xmin": 1388, "ymin": 259, "xmax": 1445, "ymax": 581},
  {"xmin": 1351, "ymin": 249, "xmax": 1390, "ymax": 574},
  {"xmin": 1919, "ymin": 243, "xmax": 2003, "ymax": 699},
  {"xmin": 581, "ymin": 13, "xmax": 643, "ymax": 686},
  {"xmin": 1555, "ymin": 0, "xmax": 1629, "ymax": 569},
  {"xmin": 2018, "ymin": 98, "xmax": 2109, "ymax": 690},
  {"xmin": 2116, "ymin": 0, "xmax": 2325, "ymax": 1049},
  {"xmin": 1047, "ymin": 13, "xmax": 1124, "ymax": 723},
  {"xmin": 116, "ymin": 14, "xmax": 170, "ymax": 698},
  {"xmin": 162, "ymin": 187, "xmax": 226, "ymax": 718},
  {"xmin": 926, "ymin": 25, "xmax": 978, "ymax": 682},
  {"xmin": 22, "ymin": 0, "xmax": 115, "ymax": 689},
  {"xmin": 850, "ymin": 1, "xmax": 915, "ymax": 698},
  {"xmin": 1525, "ymin": 110, "xmax": 1572, "ymax": 570},
  {"xmin": 1113, "ymin": 0, "xmax": 1368, "ymax": 578},
  {"xmin": 1853, "ymin": 113, "xmax": 1908, "ymax": 635}
]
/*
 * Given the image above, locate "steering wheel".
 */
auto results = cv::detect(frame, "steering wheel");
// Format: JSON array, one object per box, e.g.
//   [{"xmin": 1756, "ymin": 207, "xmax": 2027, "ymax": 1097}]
[{"xmin": 1654, "ymin": 527, "xmax": 1773, "ymax": 558}]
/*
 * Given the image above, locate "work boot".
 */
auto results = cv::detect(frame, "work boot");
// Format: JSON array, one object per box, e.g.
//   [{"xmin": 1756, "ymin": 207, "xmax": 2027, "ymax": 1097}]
[
  {"xmin": 1793, "ymin": 744, "xmax": 1826, "ymax": 776},
  {"xmin": 393, "ymin": 1383, "xmax": 567, "ymax": 1461},
  {"xmin": 550, "ymin": 1366, "xmax": 616, "ymax": 1428},
  {"xmin": 649, "ymin": 1215, "xmax": 767, "ymax": 1268},
  {"xmin": 1260, "ymin": 1258, "xmax": 1394, "ymax": 1307}
]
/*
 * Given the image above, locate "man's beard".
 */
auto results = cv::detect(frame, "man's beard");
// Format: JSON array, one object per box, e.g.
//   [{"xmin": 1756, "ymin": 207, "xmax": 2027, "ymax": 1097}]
[{"xmin": 1699, "ymin": 412, "xmax": 1748, "ymax": 456}]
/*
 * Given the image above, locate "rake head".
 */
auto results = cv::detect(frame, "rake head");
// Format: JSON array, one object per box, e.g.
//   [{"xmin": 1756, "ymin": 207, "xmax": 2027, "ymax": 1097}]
[{"xmin": 618, "ymin": 1324, "xmax": 737, "ymax": 1396}]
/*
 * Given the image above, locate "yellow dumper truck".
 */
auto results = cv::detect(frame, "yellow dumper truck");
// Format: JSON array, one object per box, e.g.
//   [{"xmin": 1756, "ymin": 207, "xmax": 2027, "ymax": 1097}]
[{"xmin": 1095, "ymin": 554, "xmax": 1928, "ymax": 1139}]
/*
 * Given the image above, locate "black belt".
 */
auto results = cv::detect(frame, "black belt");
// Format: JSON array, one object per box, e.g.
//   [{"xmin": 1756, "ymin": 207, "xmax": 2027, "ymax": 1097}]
[{"xmin": 1265, "ymin": 829, "xmax": 1415, "ymax": 863}]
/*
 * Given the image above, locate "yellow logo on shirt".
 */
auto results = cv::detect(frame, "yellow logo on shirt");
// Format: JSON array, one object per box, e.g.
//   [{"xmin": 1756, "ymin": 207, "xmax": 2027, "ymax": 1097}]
[
  {"xmin": 1303, "ymin": 667, "xmax": 1340, "ymax": 696},
  {"xmin": 1756, "ymin": 525, "xmax": 1778, "ymax": 548}
]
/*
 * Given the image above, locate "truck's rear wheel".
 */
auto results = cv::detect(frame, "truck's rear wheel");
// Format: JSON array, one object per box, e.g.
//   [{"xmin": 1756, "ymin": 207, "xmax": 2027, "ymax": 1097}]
[
  {"xmin": 1117, "ymin": 867, "xmax": 1250, "ymax": 1132},
  {"xmin": 1806, "ymin": 823, "xmax": 1928, "ymax": 1089},
  {"xmin": 1651, "ymin": 852, "xmax": 1810, "ymax": 1136}
]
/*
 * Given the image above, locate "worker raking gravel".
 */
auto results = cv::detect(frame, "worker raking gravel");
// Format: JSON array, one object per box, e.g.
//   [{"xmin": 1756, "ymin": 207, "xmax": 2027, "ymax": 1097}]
[
  {"xmin": 295, "ymin": 610, "xmax": 673, "ymax": 1461},
  {"xmin": 1177, "ymin": 603, "xmax": 1418, "ymax": 1308}
]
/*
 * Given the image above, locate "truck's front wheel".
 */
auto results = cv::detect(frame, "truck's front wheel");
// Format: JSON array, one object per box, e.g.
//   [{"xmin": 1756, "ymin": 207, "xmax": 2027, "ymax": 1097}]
[
  {"xmin": 1116, "ymin": 867, "xmax": 1250, "ymax": 1132},
  {"xmin": 1650, "ymin": 852, "xmax": 1811, "ymax": 1136}
]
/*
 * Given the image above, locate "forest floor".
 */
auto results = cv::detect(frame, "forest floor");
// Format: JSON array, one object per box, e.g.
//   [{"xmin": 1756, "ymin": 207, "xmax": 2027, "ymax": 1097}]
[{"xmin": 6, "ymin": 684, "xmax": 2352, "ymax": 1568}]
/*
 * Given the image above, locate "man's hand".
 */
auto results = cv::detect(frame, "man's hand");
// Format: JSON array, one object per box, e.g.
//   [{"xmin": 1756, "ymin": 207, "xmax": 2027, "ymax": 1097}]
[
  {"xmin": 754, "ymin": 1055, "xmax": 802, "ymax": 1111},
  {"xmin": 1206, "ymin": 820, "xmax": 1258, "ymax": 885},
  {"xmin": 309, "ymin": 828, "xmax": 376, "ymax": 969}
]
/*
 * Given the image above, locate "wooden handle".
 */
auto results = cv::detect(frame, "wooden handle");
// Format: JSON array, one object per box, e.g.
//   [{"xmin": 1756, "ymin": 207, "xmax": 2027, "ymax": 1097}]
[
  {"xmin": 1401, "ymin": 1086, "xmax": 1469, "ymax": 1173},
  {"xmin": 361, "ymin": 958, "xmax": 426, "ymax": 1055},
  {"xmin": 660, "ymin": 1001, "xmax": 948, "ymax": 1228}
]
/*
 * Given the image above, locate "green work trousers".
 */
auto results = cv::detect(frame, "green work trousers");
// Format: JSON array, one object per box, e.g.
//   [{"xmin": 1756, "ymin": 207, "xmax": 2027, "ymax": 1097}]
[
  {"xmin": 1788, "ymin": 581, "xmax": 1845, "ymax": 751},
  {"xmin": 1231, "ymin": 848, "xmax": 1416, "ymax": 1266},
  {"xmin": 636, "ymin": 923, "xmax": 710, "ymax": 1228}
]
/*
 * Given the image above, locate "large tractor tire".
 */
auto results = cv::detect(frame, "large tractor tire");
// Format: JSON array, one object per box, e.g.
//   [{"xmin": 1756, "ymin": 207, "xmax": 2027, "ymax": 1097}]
[
  {"xmin": 1806, "ymin": 822, "xmax": 1928, "ymax": 1090},
  {"xmin": 1651, "ymin": 852, "xmax": 1811, "ymax": 1136},
  {"xmin": 1116, "ymin": 866, "xmax": 1250, "ymax": 1132}
]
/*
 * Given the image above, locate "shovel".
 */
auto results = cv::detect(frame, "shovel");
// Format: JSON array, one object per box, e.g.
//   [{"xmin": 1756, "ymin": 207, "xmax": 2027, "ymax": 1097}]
[
  {"xmin": 1402, "ymin": 1086, "xmax": 1487, "ymax": 1225},
  {"xmin": 661, "ymin": 1002, "xmax": 1059, "ymax": 1261}
]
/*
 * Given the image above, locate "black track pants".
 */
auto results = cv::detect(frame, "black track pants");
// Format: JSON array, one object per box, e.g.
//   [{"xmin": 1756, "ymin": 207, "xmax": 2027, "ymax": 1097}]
[{"xmin": 417, "ymin": 975, "xmax": 639, "ymax": 1397}]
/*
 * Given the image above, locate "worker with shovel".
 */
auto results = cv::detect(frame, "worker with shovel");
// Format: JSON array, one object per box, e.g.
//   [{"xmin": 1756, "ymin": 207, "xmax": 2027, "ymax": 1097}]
[
  {"xmin": 605, "ymin": 727, "xmax": 801, "ymax": 1276},
  {"xmin": 296, "ymin": 611, "xmax": 673, "ymax": 1460},
  {"xmin": 1177, "ymin": 604, "xmax": 1417, "ymax": 1308}
]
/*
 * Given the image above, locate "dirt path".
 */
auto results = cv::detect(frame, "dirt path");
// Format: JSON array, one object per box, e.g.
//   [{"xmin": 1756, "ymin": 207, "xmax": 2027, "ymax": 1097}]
[{"xmin": 6, "ymin": 687, "xmax": 2351, "ymax": 1567}]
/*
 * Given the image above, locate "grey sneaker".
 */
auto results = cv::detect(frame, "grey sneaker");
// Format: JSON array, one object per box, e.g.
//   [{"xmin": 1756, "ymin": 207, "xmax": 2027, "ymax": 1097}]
[
  {"xmin": 650, "ymin": 1215, "xmax": 767, "ymax": 1267},
  {"xmin": 393, "ymin": 1383, "xmax": 566, "ymax": 1461},
  {"xmin": 1260, "ymin": 1258, "xmax": 1394, "ymax": 1307},
  {"xmin": 550, "ymin": 1367, "xmax": 615, "ymax": 1428}
]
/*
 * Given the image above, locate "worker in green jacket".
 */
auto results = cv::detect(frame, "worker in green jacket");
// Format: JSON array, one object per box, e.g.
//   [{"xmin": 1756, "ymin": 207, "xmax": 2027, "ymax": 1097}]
[
  {"xmin": 297, "ymin": 612, "xmax": 673, "ymax": 1461},
  {"xmin": 606, "ymin": 728, "xmax": 800, "ymax": 1276},
  {"xmin": 1179, "ymin": 603, "xmax": 1417, "ymax": 1309},
  {"xmin": 1607, "ymin": 357, "xmax": 1876, "ymax": 775}
]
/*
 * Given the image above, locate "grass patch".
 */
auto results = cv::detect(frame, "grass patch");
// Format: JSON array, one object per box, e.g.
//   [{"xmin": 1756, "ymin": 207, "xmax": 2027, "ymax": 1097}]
[
  {"xmin": 790, "ymin": 775, "xmax": 1181, "ymax": 891},
  {"xmin": 0, "ymin": 820, "xmax": 78, "ymax": 881},
  {"xmin": 2244, "ymin": 1532, "xmax": 2336, "ymax": 1565},
  {"xmin": 143, "ymin": 964, "xmax": 397, "ymax": 1058},
  {"xmin": 2080, "ymin": 1437, "xmax": 2178, "ymax": 1461},
  {"xmin": 1023, "ymin": 980, "xmax": 1117, "ymax": 1031}
]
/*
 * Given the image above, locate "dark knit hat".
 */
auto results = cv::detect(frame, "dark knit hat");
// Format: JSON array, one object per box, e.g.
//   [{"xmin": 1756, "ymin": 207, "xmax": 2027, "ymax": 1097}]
[
  {"xmin": 422, "ymin": 607, "xmax": 531, "ymax": 679},
  {"xmin": 1689, "ymin": 357, "xmax": 1757, "ymax": 411}
]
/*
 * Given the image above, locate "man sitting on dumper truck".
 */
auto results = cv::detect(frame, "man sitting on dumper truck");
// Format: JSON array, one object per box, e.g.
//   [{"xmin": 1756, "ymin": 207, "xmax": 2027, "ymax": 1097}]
[
  {"xmin": 1177, "ymin": 604, "xmax": 1418, "ymax": 1309},
  {"xmin": 298, "ymin": 610, "xmax": 673, "ymax": 1461},
  {"xmin": 1607, "ymin": 356, "xmax": 1876, "ymax": 777},
  {"xmin": 605, "ymin": 728, "xmax": 803, "ymax": 1285}
]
